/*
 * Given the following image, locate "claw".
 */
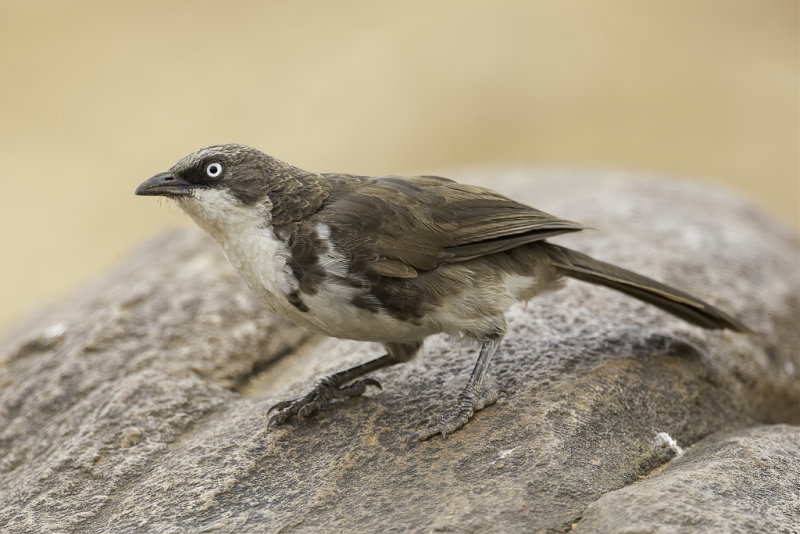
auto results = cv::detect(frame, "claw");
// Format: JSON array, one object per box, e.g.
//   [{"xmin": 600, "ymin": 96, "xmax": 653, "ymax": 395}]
[
  {"xmin": 405, "ymin": 427, "xmax": 431, "ymax": 445},
  {"xmin": 266, "ymin": 400, "xmax": 292, "ymax": 417},
  {"xmin": 361, "ymin": 377, "xmax": 383, "ymax": 391},
  {"xmin": 406, "ymin": 387, "xmax": 505, "ymax": 443},
  {"xmin": 297, "ymin": 404, "xmax": 316, "ymax": 419},
  {"xmin": 266, "ymin": 376, "xmax": 382, "ymax": 429},
  {"xmin": 266, "ymin": 412, "xmax": 284, "ymax": 429},
  {"xmin": 413, "ymin": 416, "xmax": 433, "ymax": 430}
]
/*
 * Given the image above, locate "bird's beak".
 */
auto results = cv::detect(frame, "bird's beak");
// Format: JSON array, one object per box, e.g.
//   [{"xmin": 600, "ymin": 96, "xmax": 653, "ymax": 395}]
[{"xmin": 135, "ymin": 172, "xmax": 195, "ymax": 197}]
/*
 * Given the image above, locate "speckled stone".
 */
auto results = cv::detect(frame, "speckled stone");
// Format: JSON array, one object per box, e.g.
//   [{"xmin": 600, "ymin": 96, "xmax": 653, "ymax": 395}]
[
  {"xmin": 1, "ymin": 170, "xmax": 798, "ymax": 534},
  {"xmin": 572, "ymin": 424, "xmax": 800, "ymax": 533}
]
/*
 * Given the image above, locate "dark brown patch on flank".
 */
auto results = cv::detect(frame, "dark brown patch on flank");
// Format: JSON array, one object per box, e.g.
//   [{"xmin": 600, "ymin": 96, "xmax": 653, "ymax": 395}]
[
  {"xmin": 278, "ymin": 224, "xmax": 329, "ymax": 297},
  {"xmin": 350, "ymin": 292, "xmax": 381, "ymax": 313},
  {"xmin": 287, "ymin": 291, "xmax": 309, "ymax": 313}
]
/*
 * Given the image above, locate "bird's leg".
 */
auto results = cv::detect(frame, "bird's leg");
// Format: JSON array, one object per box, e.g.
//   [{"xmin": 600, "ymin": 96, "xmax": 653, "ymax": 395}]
[
  {"xmin": 267, "ymin": 353, "xmax": 395, "ymax": 426},
  {"xmin": 267, "ymin": 341, "xmax": 423, "ymax": 427},
  {"xmin": 408, "ymin": 335, "xmax": 505, "ymax": 442}
]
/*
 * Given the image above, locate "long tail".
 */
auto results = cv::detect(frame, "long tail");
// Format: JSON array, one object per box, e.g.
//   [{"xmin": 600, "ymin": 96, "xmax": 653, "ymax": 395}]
[{"xmin": 544, "ymin": 243, "xmax": 750, "ymax": 332}]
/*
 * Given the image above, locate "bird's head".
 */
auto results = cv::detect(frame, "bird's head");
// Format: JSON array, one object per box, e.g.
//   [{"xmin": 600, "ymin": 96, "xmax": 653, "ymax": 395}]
[
  {"xmin": 135, "ymin": 143, "xmax": 276, "ymax": 203},
  {"xmin": 136, "ymin": 144, "xmax": 320, "ymax": 234}
]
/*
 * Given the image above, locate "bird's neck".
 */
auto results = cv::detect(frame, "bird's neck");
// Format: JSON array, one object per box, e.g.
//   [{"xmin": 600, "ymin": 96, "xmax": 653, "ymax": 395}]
[{"xmin": 264, "ymin": 168, "xmax": 331, "ymax": 229}]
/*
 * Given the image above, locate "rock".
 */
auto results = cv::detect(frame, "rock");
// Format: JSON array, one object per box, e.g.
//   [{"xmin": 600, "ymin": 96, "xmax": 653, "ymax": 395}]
[
  {"xmin": 0, "ymin": 170, "xmax": 797, "ymax": 533},
  {"xmin": 573, "ymin": 424, "xmax": 800, "ymax": 533}
]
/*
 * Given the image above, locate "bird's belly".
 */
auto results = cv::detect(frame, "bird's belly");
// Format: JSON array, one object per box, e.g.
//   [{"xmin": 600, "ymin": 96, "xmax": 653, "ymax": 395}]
[
  {"xmin": 218, "ymin": 225, "xmax": 559, "ymax": 343},
  {"xmin": 279, "ymin": 286, "xmax": 438, "ymax": 343},
  {"xmin": 213, "ymin": 234, "xmax": 421, "ymax": 341}
]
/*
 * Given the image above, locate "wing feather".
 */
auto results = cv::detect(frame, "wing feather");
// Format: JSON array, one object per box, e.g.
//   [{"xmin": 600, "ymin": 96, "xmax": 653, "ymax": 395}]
[{"xmin": 315, "ymin": 174, "xmax": 583, "ymax": 277}]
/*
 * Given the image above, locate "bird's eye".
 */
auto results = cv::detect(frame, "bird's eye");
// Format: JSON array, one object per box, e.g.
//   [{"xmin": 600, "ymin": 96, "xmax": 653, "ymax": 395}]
[{"xmin": 205, "ymin": 162, "xmax": 223, "ymax": 178}]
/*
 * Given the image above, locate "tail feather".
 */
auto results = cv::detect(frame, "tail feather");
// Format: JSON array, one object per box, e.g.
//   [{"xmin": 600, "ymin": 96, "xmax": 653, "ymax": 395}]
[{"xmin": 545, "ymin": 244, "xmax": 750, "ymax": 332}]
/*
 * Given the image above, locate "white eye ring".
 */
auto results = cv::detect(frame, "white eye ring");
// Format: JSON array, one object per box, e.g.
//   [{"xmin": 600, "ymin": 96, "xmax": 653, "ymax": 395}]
[{"xmin": 205, "ymin": 162, "xmax": 223, "ymax": 178}]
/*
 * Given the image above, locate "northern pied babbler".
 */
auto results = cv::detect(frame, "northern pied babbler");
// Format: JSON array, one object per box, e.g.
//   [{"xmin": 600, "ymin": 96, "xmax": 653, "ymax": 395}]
[{"xmin": 136, "ymin": 144, "xmax": 750, "ymax": 441}]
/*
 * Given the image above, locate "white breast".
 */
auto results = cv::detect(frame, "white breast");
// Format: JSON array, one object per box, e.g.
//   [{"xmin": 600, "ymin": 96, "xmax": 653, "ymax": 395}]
[{"xmin": 176, "ymin": 190, "xmax": 298, "ymax": 309}]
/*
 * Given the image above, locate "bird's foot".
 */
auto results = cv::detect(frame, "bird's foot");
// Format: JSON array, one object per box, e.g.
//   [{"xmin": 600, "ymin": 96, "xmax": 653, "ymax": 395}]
[
  {"xmin": 267, "ymin": 376, "xmax": 382, "ymax": 427},
  {"xmin": 407, "ymin": 387, "xmax": 505, "ymax": 443}
]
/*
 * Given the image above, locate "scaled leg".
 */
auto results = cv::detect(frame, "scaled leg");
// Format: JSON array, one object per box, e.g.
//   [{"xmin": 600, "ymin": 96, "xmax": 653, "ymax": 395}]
[
  {"xmin": 267, "ymin": 341, "xmax": 421, "ymax": 426},
  {"xmin": 407, "ymin": 335, "xmax": 505, "ymax": 442}
]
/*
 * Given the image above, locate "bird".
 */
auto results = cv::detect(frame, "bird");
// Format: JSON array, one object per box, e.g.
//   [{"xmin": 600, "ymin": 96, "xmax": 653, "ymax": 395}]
[{"xmin": 136, "ymin": 144, "xmax": 750, "ymax": 442}]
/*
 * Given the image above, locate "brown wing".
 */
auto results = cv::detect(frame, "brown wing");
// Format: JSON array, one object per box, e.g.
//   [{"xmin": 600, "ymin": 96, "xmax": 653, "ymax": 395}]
[{"xmin": 316, "ymin": 174, "xmax": 583, "ymax": 277}]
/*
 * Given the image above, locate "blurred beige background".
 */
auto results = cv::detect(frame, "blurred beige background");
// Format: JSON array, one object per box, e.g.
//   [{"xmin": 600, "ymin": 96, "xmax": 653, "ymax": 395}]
[{"xmin": 0, "ymin": 0, "xmax": 797, "ymax": 329}]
